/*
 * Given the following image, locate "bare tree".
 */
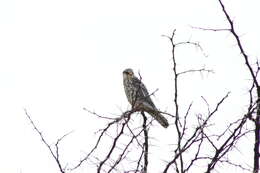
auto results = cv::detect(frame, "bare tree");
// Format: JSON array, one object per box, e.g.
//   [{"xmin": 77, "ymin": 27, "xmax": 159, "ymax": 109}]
[
  {"xmin": 161, "ymin": 29, "xmax": 253, "ymax": 173},
  {"xmin": 25, "ymin": 0, "xmax": 259, "ymax": 173},
  {"xmin": 217, "ymin": 1, "xmax": 260, "ymax": 172},
  {"xmin": 192, "ymin": 0, "xmax": 260, "ymax": 172}
]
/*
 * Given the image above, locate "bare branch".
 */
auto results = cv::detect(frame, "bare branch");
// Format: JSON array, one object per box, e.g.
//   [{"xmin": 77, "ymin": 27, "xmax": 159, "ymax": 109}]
[
  {"xmin": 25, "ymin": 109, "xmax": 67, "ymax": 173},
  {"xmin": 190, "ymin": 25, "xmax": 230, "ymax": 32},
  {"xmin": 205, "ymin": 116, "xmax": 247, "ymax": 173},
  {"xmin": 141, "ymin": 112, "xmax": 149, "ymax": 173},
  {"xmin": 178, "ymin": 67, "xmax": 214, "ymax": 76},
  {"xmin": 97, "ymin": 113, "xmax": 131, "ymax": 173},
  {"xmin": 217, "ymin": 0, "xmax": 259, "ymax": 88},
  {"xmin": 214, "ymin": 1, "xmax": 260, "ymax": 172}
]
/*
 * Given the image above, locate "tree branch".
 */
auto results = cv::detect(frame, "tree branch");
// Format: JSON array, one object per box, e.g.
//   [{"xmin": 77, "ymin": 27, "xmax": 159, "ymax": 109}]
[{"xmin": 25, "ymin": 109, "xmax": 67, "ymax": 173}]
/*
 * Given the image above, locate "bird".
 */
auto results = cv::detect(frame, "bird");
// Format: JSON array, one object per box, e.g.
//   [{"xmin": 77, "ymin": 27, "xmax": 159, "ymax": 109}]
[{"xmin": 123, "ymin": 68, "xmax": 169, "ymax": 128}]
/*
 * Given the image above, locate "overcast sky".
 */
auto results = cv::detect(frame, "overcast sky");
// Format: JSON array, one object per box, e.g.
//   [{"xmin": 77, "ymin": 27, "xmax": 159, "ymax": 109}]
[{"xmin": 0, "ymin": 0, "xmax": 259, "ymax": 172}]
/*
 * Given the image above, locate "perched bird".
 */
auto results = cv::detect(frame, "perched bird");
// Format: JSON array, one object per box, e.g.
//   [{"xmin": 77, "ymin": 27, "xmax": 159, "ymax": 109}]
[{"xmin": 123, "ymin": 68, "xmax": 169, "ymax": 128}]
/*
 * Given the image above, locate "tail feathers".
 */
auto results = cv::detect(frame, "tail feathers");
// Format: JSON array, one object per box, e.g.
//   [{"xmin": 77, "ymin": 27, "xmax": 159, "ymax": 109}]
[
  {"xmin": 140, "ymin": 102, "xmax": 169, "ymax": 128},
  {"xmin": 147, "ymin": 111, "xmax": 169, "ymax": 128}
]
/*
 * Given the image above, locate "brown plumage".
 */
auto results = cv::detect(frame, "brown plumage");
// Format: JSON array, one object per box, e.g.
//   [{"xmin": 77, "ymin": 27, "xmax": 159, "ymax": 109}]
[{"xmin": 123, "ymin": 68, "xmax": 169, "ymax": 128}]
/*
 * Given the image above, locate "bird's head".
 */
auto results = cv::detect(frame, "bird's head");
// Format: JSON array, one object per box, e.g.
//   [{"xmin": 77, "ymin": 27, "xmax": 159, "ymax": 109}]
[{"xmin": 123, "ymin": 68, "xmax": 134, "ymax": 79}]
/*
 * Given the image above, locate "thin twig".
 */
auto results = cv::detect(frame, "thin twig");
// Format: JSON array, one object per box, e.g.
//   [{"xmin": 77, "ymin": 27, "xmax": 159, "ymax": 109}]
[{"xmin": 25, "ymin": 109, "xmax": 66, "ymax": 173}]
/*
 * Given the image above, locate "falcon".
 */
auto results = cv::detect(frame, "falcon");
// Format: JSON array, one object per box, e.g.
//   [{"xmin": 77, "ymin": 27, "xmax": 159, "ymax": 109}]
[{"xmin": 123, "ymin": 68, "xmax": 169, "ymax": 128}]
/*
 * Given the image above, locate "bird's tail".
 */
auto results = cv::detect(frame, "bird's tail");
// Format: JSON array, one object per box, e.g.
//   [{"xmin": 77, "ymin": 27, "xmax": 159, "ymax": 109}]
[{"xmin": 147, "ymin": 110, "xmax": 169, "ymax": 128}]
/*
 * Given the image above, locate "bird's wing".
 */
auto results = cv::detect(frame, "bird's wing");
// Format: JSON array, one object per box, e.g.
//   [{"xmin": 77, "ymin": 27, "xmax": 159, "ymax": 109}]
[{"xmin": 132, "ymin": 76, "xmax": 156, "ymax": 108}]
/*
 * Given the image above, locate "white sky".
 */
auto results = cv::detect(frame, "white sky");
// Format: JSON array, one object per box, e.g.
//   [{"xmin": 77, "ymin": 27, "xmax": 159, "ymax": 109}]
[{"xmin": 0, "ymin": 0, "xmax": 259, "ymax": 172}]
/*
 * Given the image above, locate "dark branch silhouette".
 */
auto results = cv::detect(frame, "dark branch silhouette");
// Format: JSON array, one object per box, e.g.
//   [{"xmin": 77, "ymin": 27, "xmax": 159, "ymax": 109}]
[
  {"xmin": 25, "ymin": 1, "xmax": 259, "ymax": 172},
  {"xmin": 25, "ymin": 109, "xmax": 71, "ymax": 173}
]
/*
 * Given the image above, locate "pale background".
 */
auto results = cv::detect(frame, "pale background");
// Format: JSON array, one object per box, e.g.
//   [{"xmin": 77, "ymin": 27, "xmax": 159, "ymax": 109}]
[{"xmin": 0, "ymin": 0, "xmax": 259, "ymax": 172}]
